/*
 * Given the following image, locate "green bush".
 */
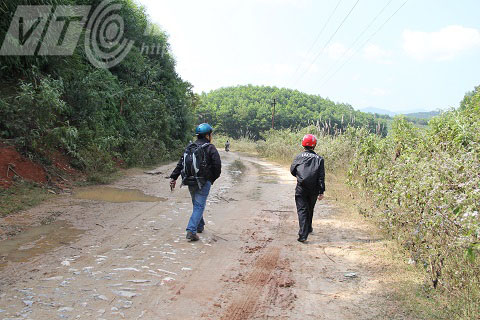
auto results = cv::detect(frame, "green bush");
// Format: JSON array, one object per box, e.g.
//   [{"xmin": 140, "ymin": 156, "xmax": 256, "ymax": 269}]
[
  {"xmin": 349, "ymin": 95, "xmax": 480, "ymax": 317},
  {"xmin": 0, "ymin": 0, "xmax": 196, "ymax": 175},
  {"xmin": 0, "ymin": 72, "xmax": 77, "ymax": 153}
]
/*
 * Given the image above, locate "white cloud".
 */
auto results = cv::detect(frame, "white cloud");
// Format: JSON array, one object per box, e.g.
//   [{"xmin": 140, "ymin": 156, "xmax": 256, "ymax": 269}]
[
  {"xmin": 325, "ymin": 42, "xmax": 346, "ymax": 60},
  {"xmin": 363, "ymin": 44, "xmax": 393, "ymax": 64},
  {"xmin": 403, "ymin": 25, "xmax": 480, "ymax": 61}
]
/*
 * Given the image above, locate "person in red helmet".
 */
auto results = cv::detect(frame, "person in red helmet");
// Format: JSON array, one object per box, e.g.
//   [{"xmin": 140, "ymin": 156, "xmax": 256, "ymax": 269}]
[{"xmin": 290, "ymin": 134, "xmax": 325, "ymax": 243}]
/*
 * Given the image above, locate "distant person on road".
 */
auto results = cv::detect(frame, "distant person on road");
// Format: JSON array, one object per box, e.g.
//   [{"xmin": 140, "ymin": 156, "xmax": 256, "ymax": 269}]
[
  {"xmin": 225, "ymin": 140, "xmax": 230, "ymax": 152},
  {"xmin": 290, "ymin": 134, "xmax": 325, "ymax": 243},
  {"xmin": 169, "ymin": 123, "xmax": 222, "ymax": 242}
]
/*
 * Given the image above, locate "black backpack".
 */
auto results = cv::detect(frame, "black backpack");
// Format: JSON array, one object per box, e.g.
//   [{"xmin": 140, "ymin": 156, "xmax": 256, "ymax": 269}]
[{"xmin": 181, "ymin": 142, "xmax": 210, "ymax": 188}]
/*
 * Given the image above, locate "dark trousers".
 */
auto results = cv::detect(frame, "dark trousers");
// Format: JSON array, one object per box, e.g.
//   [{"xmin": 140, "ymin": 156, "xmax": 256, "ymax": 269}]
[{"xmin": 295, "ymin": 185, "xmax": 318, "ymax": 239}]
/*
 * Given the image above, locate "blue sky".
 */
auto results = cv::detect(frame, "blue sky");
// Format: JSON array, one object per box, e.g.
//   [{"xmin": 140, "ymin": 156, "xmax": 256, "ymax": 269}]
[{"xmin": 137, "ymin": 0, "xmax": 480, "ymax": 113}]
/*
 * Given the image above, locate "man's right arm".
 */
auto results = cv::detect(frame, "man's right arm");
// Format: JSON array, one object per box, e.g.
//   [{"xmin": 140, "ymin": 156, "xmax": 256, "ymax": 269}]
[{"xmin": 170, "ymin": 155, "xmax": 184, "ymax": 181}]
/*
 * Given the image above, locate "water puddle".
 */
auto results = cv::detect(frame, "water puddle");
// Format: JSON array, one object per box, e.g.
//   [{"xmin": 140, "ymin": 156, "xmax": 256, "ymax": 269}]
[
  {"xmin": 74, "ymin": 187, "xmax": 167, "ymax": 203},
  {"xmin": 251, "ymin": 161, "xmax": 296, "ymax": 185},
  {"xmin": 0, "ymin": 221, "xmax": 83, "ymax": 270},
  {"xmin": 252, "ymin": 163, "xmax": 279, "ymax": 184},
  {"xmin": 228, "ymin": 159, "xmax": 247, "ymax": 183}
]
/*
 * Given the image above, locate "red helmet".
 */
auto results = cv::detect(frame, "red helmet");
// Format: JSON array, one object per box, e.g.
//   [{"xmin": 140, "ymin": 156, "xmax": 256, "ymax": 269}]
[{"xmin": 302, "ymin": 134, "xmax": 317, "ymax": 147}]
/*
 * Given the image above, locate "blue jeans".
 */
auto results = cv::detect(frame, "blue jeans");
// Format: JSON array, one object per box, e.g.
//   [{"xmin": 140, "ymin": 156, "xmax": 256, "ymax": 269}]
[{"xmin": 187, "ymin": 181, "xmax": 211, "ymax": 233}]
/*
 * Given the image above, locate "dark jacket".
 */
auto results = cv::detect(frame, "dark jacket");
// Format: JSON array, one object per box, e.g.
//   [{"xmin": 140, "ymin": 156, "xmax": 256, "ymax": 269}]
[
  {"xmin": 170, "ymin": 138, "xmax": 222, "ymax": 184},
  {"xmin": 290, "ymin": 150, "xmax": 325, "ymax": 195}
]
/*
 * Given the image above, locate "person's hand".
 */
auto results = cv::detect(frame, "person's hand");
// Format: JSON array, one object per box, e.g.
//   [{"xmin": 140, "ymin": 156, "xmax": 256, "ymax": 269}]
[
  {"xmin": 170, "ymin": 179, "xmax": 176, "ymax": 190},
  {"xmin": 317, "ymin": 194, "xmax": 324, "ymax": 201}
]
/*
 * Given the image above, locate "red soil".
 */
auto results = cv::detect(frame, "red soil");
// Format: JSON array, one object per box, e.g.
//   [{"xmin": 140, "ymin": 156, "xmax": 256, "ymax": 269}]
[
  {"xmin": 0, "ymin": 145, "xmax": 47, "ymax": 188},
  {"xmin": 49, "ymin": 151, "xmax": 78, "ymax": 175}
]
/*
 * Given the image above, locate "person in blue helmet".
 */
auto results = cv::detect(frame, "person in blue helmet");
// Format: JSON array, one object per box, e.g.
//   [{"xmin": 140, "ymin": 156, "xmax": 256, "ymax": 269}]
[{"xmin": 169, "ymin": 123, "xmax": 222, "ymax": 241}]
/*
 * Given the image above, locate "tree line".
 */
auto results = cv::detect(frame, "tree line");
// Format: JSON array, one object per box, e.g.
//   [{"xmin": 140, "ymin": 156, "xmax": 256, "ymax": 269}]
[{"xmin": 197, "ymin": 85, "xmax": 388, "ymax": 139}]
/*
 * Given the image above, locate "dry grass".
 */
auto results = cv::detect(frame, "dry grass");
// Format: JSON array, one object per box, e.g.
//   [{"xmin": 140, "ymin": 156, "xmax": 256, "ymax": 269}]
[
  {"xmin": 0, "ymin": 181, "xmax": 53, "ymax": 217},
  {"xmin": 214, "ymin": 135, "xmax": 258, "ymax": 155}
]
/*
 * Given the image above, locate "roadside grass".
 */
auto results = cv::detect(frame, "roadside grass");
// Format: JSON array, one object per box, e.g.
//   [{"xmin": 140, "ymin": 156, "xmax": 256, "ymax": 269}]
[
  {"xmin": 0, "ymin": 181, "xmax": 53, "ymax": 218},
  {"xmin": 318, "ymin": 168, "xmax": 480, "ymax": 320},
  {"xmin": 214, "ymin": 135, "xmax": 259, "ymax": 155},
  {"xmin": 83, "ymin": 170, "xmax": 125, "ymax": 185},
  {"xmin": 231, "ymin": 138, "xmax": 259, "ymax": 155},
  {"xmin": 327, "ymin": 170, "xmax": 451, "ymax": 320}
]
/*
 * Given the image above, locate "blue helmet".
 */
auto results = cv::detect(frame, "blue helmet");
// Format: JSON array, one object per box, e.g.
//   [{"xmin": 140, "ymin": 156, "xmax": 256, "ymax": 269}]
[{"xmin": 195, "ymin": 123, "xmax": 213, "ymax": 135}]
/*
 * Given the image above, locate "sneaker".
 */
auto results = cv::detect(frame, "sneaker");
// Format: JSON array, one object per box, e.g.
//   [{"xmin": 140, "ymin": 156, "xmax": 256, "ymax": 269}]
[
  {"xmin": 186, "ymin": 231, "xmax": 199, "ymax": 241},
  {"xmin": 297, "ymin": 237, "xmax": 307, "ymax": 243},
  {"xmin": 197, "ymin": 228, "xmax": 204, "ymax": 234}
]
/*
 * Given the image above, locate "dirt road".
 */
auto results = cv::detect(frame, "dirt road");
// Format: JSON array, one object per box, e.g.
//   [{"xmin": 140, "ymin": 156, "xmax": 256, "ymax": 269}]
[{"xmin": 0, "ymin": 151, "xmax": 407, "ymax": 319}]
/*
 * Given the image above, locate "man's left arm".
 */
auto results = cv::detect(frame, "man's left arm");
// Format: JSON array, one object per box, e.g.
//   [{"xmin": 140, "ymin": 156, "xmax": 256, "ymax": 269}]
[
  {"xmin": 209, "ymin": 145, "xmax": 222, "ymax": 183},
  {"xmin": 318, "ymin": 158, "xmax": 325, "ymax": 195},
  {"xmin": 290, "ymin": 156, "xmax": 299, "ymax": 177}
]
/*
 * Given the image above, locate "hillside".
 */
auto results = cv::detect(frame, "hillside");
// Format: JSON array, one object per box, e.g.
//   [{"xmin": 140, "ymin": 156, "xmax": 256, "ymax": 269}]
[
  {"xmin": 198, "ymin": 85, "xmax": 388, "ymax": 139},
  {"xmin": 404, "ymin": 110, "xmax": 441, "ymax": 119},
  {"xmin": 361, "ymin": 108, "xmax": 441, "ymax": 119},
  {"xmin": 0, "ymin": 0, "xmax": 195, "ymax": 184},
  {"xmin": 360, "ymin": 107, "xmax": 397, "ymax": 117}
]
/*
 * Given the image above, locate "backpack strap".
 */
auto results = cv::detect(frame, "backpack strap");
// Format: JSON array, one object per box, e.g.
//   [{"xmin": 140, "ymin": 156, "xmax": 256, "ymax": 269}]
[
  {"xmin": 180, "ymin": 143, "xmax": 196, "ymax": 187},
  {"xmin": 195, "ymin": 143, "xmax": 210, "ymax": 188}
]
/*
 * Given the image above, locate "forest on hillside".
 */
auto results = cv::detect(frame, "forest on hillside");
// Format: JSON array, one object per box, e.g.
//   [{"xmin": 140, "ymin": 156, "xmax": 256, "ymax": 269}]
[
  {"xmin": 0, "ymin": 0, "xmax": 195, "ymax": 179},
  {"xmin": 197, "ymin": 85, "xmax": 389, "ymax": 139}
]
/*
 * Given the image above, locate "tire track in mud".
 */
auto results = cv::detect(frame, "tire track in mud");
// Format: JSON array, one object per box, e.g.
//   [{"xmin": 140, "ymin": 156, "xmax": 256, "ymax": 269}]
[
  {"xmin": 216, "ymin": 160, "xmax": 297, "ymax": 320},
  {"xmin": 220, "ymin": 246, "xmax": 281, "ymax": 320}
]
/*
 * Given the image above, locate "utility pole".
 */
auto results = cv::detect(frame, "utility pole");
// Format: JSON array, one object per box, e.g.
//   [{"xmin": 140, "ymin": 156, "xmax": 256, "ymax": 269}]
[{"xmin": 271, "ymin": 98, "xmax": 276, "ymax": 129}]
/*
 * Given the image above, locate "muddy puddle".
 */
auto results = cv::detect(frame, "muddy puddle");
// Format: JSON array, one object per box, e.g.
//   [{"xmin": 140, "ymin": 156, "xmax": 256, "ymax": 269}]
[
  {"xmin": 251, "ymin": 163, "xmax": 280, "ymax": 184},
  {"xmin": 74, "ymin": 187, "xmax": 167, "ymax": 203},
  {"xmin": 0, "ymin": 220, "xmax": 83, "ymax": 270},
  {"xmin": 228, "ymin": 159, "xmax": 247, "ymax": 183}
]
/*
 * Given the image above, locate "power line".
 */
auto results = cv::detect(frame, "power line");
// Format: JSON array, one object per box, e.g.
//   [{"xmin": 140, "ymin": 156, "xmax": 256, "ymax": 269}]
[
  {"xmin": 290, "ymin": 0, "xmax": 344, "ymax": 83},
  {"xmin": 316, "ymin": 0, "xmax": 396, "ymax": 85},
  {"xmin": 319, "ymin": 0, "xmax": 410, "ymax": 89},
  {"xmin": 294, "ymin": 0, "xmax": 361, "ymax": 86}
]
